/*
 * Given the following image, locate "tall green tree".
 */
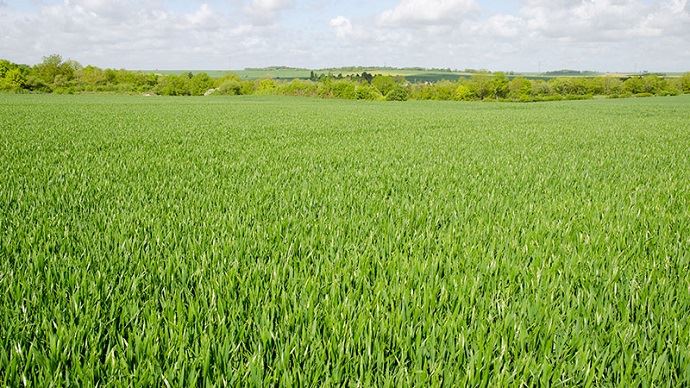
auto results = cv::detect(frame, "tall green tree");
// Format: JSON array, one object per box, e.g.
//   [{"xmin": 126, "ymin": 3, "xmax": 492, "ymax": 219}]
[
  {"xmin": 34, "ymin": 54, "xmax": 79, "ymax": 84},
  {"xmin": 681, "ymin": 73, "xmax": 690, "ymax": 93},
  {"xmin": 189, "ymin": 73, "xmax": 213, "ymax": 96},
  {"xmin": 372, "ymin": 75, "xmax": 397, "ymax": 96}
]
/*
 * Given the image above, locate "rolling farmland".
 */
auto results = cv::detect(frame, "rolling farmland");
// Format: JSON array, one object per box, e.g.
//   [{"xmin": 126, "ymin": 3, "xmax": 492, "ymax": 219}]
[{"xmin": 1, "ymin": 94, "xmax": 689, "ymax": 385}]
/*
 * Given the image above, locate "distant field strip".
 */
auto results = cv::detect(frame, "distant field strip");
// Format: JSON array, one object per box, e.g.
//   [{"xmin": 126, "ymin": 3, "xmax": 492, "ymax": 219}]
[{"xmin": 1, "ymin": 95, "xmax": 689, "ymax": 385}]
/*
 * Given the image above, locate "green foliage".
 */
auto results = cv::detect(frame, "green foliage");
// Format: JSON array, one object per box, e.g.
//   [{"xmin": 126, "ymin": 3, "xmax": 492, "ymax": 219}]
[
  {"xmin": 455, "ymin": 84, "xmax": 475, "ymax": 101},
  {"xmin": 1, "ymin": 94, "xmax": 690, "ymax": 385},
  {"xmin": 469, "ymin": 74, "xmax": 494, "ymax": 99},
  {"xmin": 189, "ymin": 73, "xmax": 213, "ymax": 96},
  {"xmin": 0, "ymin": 68, "xmax": 26, "ymax": 91},
  {"xmin": 508, "ymin": 77, "xmax": 532, "ymax": 100},
  {"xmin": 0, "ymin": 59, "xmax": 15, "ymax": 78},
  {"xmin": 33, "ymin": 54, "xmax": 79, "ymax": 84},
  {"xmin": 550, "ymin": 78, "xmax": 575, "ymax": 95},
  {"xmin": 372, "ymin": 75, "xmax": 398, "ymax": 96},
  {"xmin": 430, "ymin": 81, "xmax": 456, "ymax": 100},
  {"xmin": 532, "ymin": 80, "xmax": 553, "ymax": 96},
  {"xmin": 216, "ymin": 81, "xmax": 239, "ymax": 96},
  {"xmin": 214, "ymin": 74, "xmax": 254, "ymax": 96},
  {"xmin": 355, "ymin": 84, "xmax": 383, "ymax": 100},
  {"xmin": 385, "ymin": 85, "xmax": 409, "ymax": 101},
  {"xmin": 623, "ymin": 77, "xmax": 645, "ymax": 94},
  {"xmin": 491, "ymin": 72, "xmax": 509, "ymax": 99},
  {"xmin": 623, "ymin": 75, "xmax": 678, "ymax": 96},
  {"xmin": 255, "ymin": 79, "xmax": 278, "ymax": 95},
  {"xmin": 77, "ymin": 65, "xmax": 106, "ymax": 87},
  {"xmin": 600, "ymin": 77, "xmax": 623, "ymax": 95},
  {"xmin": 0, "ymin": 55, "xmax": 687, "ymax": 103},
  {"xmin": 216, "ymin": 80, "xmax": 247, "ymax": 96},
  {"xmin": 326, "ymin": 80, "xmax": 357, "ymax": 99},
  {"xmin": 215, "ymin": 73, "xmax": 242, "ymax": 86},
  {"xmin": 276, "ymin": 79, "xmax": 317, "ymax": 97},
  {"xmin": 680, "ymin": 73, "xmax": 690, "ymax": 93},
  {"xmin": 156, "ymin": 75, "xmax": 191, "ymax": 96}
]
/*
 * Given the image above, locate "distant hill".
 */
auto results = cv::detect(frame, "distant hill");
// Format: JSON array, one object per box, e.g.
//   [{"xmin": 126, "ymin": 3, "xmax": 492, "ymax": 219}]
[
  {"xmin": 144, "ymin": 67, "xmax": 662, "ymax": 83},
  {"xmin": 543, "ymin": 69, "xmax": 600, "ymax": 76}
]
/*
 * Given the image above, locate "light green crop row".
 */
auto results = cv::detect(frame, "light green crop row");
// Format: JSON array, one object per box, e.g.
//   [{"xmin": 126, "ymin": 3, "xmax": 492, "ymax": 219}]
[{"xmin": 1, "ymin": 94, "xmax": 689, "ymax": 386}]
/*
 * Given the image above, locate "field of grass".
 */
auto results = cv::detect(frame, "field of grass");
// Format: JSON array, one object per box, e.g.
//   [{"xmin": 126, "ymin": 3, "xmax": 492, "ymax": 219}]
[{"xmin": 1, "ymin": 94, "xmax": 689, "ymax": 385}]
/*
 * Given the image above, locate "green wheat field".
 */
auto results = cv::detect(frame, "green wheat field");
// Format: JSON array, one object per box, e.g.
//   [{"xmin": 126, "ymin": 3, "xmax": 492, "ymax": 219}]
[{"xmin": 1, "ymin": 94, "xmax": 689, "ymax": 385}]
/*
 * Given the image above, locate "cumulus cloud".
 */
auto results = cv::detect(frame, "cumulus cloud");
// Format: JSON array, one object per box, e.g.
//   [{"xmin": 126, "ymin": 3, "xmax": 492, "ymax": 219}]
[
  {"xmin": 0, "ymin": 0, "xmax": 689, "ymax": 71},
  {"xmin": 478, "ymin": 14, "xmax": 524, "ymax": 38},
  {"xmin": 518, "ymin": 0, "xmax": 658, "ymax": 41},
  {"xmin": 0, "ymin": 1, "xmax": 296, "ymax": 69},
  {"xmin": 379, "ymin": 0, "xmax": 479, "ymax": 26},
  {"xmin": 329, "ymin": 16, "xmax": 353, "ymax": 38},
  {"xmin": 247, "ymin": 0, "xmax": 293, "ymax": 13},
  {"xmin": 245, "ymin": 0, "xmax": 293, "ymax": 23}
]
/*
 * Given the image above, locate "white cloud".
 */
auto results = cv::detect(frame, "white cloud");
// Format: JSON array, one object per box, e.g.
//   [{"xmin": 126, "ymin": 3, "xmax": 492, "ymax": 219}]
[
  {"xmin": 245, "ymin": 0, "xmax": 293, "ymax": 23},
  {"xmin": 0, "ymin": 0, "xmax": 689, "ymax": 71},
  {"xmin": 520, "ymin": 0, "xmax": 651, "ymax": 40},
  {"xmin": 379, "ymin": 0, "xmax": 479, "ymax": 26},
  {"xmin": 329, "ymin": 16, "xmax": 353, "ymax": 38},
  {"xmin": 515, "ymin": 0, "xmax": 690, "ymax": 42},
  {"xmin": 478, "ymin": 14, "xmax": 524, "ymax": 38},
  {"xmin": 248, "ymin": 0, "xmax": 293, "ymax": 13},
  {"xmin": 0, "ymin": 1, "xmax": 294, "ymax": 69}
]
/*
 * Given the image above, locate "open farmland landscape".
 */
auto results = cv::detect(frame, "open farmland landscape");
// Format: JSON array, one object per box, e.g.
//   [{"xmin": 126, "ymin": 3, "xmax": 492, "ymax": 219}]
[{"xmin": 1, "ymin": 94, "xmax": 689, "ymax": 385}]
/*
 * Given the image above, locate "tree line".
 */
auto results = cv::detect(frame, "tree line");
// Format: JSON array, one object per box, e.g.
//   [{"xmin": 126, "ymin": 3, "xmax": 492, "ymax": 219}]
[{"xmin": 2, "ymin": 55, "xmax": 689, "ymax": 102}]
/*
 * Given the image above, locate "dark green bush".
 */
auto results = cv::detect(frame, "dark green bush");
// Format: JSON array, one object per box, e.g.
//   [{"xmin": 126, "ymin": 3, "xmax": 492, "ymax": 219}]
[{"xmin": 385, "ymin": 85, "xmax": 409, "ymax": 101}]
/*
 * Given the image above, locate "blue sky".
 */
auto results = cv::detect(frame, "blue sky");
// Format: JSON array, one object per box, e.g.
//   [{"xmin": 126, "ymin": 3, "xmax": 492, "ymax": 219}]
[{"xmin": 1, "ymin": 0, "xmax": 689, "ymax": 71}]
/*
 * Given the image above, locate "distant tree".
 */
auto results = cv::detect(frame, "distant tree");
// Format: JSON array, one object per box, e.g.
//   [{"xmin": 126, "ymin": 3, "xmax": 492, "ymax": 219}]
[
  {"xmin": 508, "ymin": 77, "xmax": 532, "ymax": 100},
  {"xmin": 34, "ymin": 54, "xmax": 79, "ymax": 84},
  {"xmin": 372, "ymin": 75, "xmax": 397, "ymax": 96},
  {"xmin": 430, "ymin": 81, "xmax": 457, "ymax": 100},
  {"xmin": 278, "ymin": 79, "xmax": 318, "ymax": 97},
  {"xmin": 455, "ymin": 84, "xmax": 475, "ymax": 101},
  {"xmin": 355, "ymin": 84, "xmax": 383, "ymax": 100},
  {"xmin": 156, "ymin": 75, "xmax": 191, "ymax": 96},
  {"xmin": 189, "ymin": 73, "xmax": 213, "ymax": 96},
  {"xmin": 327, "ymin": 80, "xmax": 356, "ymax": 99},
  {"xmin": 361, "ymin": 72, "xmax": 373, "ymax": 84},
  {"xmin": 144, "ymin": 73, "xmax": 159, "ymax": 88},
  {"xmin": 492, "ymin": 72, "xmax": 509, "ymax": 99},
  {"xmin": 680, "ymin": 73, "xmax": 690, "ymax": 93},
  {"xmin": 600, "ymin": 77, "xmax": 623, "ymax": 95},
  {"xmin": 385, "ymin": 85, "xmax": 409, "ymax": 101},
  {"xmin": 468, "ymin": 74, "xmax": 493, "ymax": 99},
  {"xmin": 215, "ymin": 80, "xmax": 243, "ymax": 95},
  {"xmin": 550, "ymin": 78, "xmax": 575, "ymax": 95},
  {"xmin": 531, "ymin": 80, "xmax": 552, "ymax": 96},
  {"xmin": 256, "ymin": 79, "xmax": 278, "ymax": 94},
  {"xmin": 103, "ymin": 69, "xmax": 118, "ymax": 84},
  {"xmin": 77, "ymin": 65, "xmax": 106, "ymax": 86},
  {"xmin": 0, "ymin": 68, "xmax": 27, "ymax": 91},
  {"xmin": 623, "ymin": 77, "xmax": 645, "ymax": 95},
  {"xmin": 0, "ymin": 59, "xmax": 15, "ymax": 78},
  {"xmin": 34, "ymin": 54, "xmax": 62, "ymax": 83}
]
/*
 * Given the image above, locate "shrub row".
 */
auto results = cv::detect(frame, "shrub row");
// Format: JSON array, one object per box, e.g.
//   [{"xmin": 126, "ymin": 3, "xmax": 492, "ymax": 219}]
[{"xmin": 2, "ymin": 55, "xmax": 689, "ymax": 102}]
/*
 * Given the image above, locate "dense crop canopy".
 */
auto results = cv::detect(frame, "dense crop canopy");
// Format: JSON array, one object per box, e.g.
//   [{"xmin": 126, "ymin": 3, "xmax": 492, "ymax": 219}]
[{"xmin": 1, "ymin": 94, "xmax": 689, "ymax": 385}]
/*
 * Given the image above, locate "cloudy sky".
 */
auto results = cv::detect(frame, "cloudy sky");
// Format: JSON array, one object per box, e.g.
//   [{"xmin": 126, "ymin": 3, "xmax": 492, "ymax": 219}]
[{"xmin": 0, "ymin": 0, "xmax": 689, "ymax": 71}]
